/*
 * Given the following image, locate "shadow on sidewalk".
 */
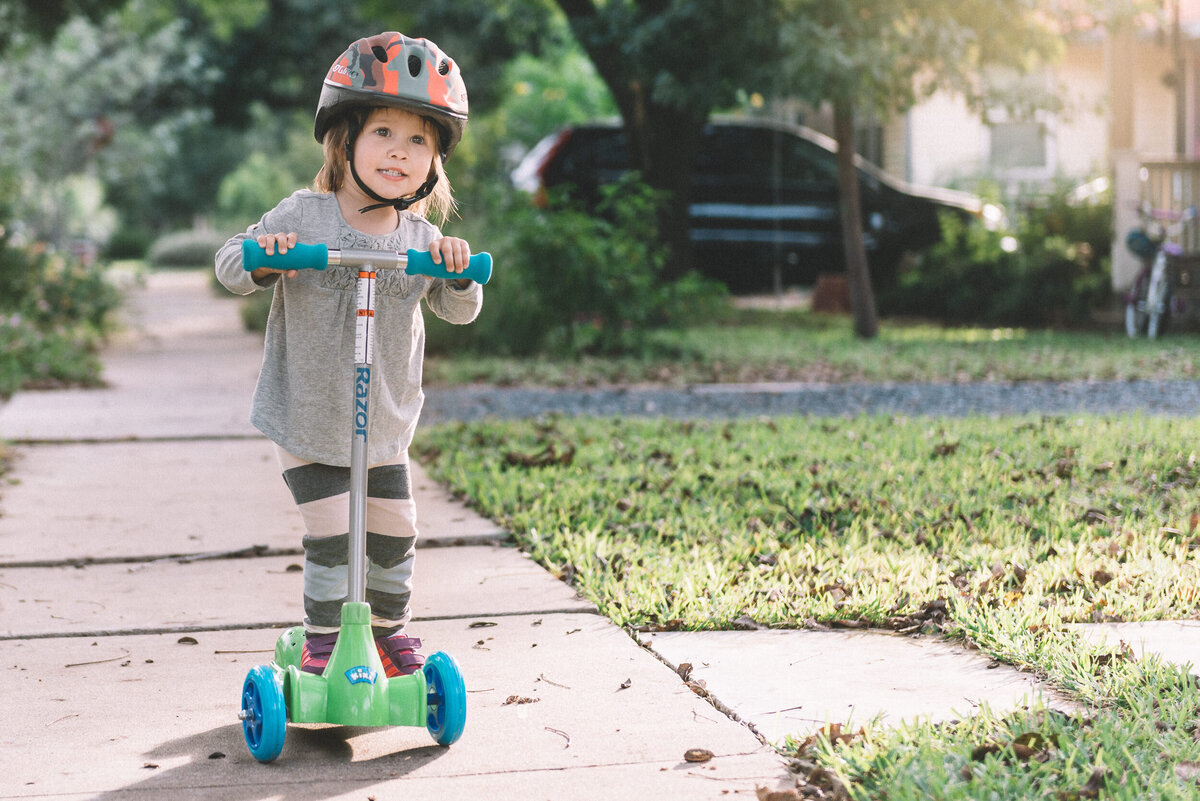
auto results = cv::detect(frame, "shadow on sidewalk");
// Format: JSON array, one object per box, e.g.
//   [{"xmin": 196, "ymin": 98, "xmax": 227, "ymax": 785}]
[{"xmin": 92, "ymin": 723, "xmax": 451, "ymax": 801}]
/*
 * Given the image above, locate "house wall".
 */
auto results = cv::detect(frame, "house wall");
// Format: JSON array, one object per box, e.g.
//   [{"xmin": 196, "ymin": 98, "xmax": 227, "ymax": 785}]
[
  {"xmin": 893, "ymin": 35, "xmax": 1180, "ymax": 292},
  {"xmin": 901, "ymin": 40, "xmax": 1174, "ymax": 190}
]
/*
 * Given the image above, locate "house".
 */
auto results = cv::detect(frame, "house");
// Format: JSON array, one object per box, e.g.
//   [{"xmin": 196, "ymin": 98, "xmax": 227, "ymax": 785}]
[{"xmin": 796, "ymin": 1, "xmax": 1197, "ymax": 293}]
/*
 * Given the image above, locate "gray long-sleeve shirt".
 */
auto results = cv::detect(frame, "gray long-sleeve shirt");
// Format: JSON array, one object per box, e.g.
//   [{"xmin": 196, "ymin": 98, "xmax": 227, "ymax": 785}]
[{"xmin": 215, "ymin": 190, "xmax": 482, "ymax": 467}]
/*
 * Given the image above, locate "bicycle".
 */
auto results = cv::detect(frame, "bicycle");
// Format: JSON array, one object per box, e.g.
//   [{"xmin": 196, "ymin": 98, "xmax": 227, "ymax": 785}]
[{"xmin": 1124, "ymin": 204, "xmax": 1197, "ymax": 339}]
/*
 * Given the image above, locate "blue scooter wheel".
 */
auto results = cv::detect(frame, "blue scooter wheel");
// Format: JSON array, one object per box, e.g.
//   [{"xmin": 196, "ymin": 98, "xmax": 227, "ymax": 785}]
[
  {"xmin": 241, "ymin": 665, "xmax": 287, "ymax": 762},
  {"xmin": 424, "ymin": 651, "xmax": 467, "ymax": 745}
]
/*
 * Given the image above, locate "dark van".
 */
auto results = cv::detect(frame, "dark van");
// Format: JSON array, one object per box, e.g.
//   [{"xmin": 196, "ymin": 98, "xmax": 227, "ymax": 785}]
[{"xmin": 512, "ymin": 118, "xmax": 1001, "ymax": 292}]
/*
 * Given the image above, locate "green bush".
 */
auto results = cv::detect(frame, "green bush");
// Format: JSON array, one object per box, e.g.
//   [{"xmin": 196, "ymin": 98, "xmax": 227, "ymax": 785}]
[
  {"xmin": 0, "ymin": 234, "xmax": 118, "ymax": 395},
  {"xmin": 879, "ymin": 184, "xmax": 1113, "ymax": 326},
  {"xmin": 427, "ymin": 176, "xmax": 726, "ymax": 357},
  {"xmin": 104, "ymin": 225, "xmax": 154, "ymax": 259},
  {"xmin": 147, "ymin": 229, "xmax": 229, "ymax": 269}
]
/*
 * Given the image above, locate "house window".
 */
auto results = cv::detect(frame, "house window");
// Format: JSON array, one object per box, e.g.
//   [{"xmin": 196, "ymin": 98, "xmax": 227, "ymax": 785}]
[{"xmin": 990, "ymin": 120, "xmax": 1048, "ymax": 170}]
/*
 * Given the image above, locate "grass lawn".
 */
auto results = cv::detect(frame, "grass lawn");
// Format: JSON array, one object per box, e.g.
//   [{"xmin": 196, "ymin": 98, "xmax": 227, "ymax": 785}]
[
  {"xmin": 425, "ymin": 306, "xmax": 1200, "ymax": 388},
  {"xmin": 414, "ymin": 413, "xmax": 1200, "ymax": 799}
]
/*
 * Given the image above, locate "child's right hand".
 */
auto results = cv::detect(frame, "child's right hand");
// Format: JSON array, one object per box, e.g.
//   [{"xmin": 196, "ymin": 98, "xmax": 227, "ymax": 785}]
[{"xmin": 250, "ymin": 232, "xmax": 300, "ymax": 280}]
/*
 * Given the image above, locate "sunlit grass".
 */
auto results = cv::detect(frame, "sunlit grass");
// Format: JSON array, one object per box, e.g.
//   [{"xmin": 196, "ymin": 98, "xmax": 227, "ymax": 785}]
[
  {"xmin": 426, "ymin": 307, "xmax": 1200, "ymax": 387},
  {"xmin": 416, "ymin": 414, "xmax": 1200, "ymax": 799}
]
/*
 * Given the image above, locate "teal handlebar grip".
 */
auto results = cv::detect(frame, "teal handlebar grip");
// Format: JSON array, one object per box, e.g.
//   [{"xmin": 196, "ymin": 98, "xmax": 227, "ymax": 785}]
[
  {"xmin": 405, "ymin": 249, "xmax": 492, "ymax": 285},
  {"xmin": 242, "ymin": 240, "xmax": 330, "ymax": 271}
]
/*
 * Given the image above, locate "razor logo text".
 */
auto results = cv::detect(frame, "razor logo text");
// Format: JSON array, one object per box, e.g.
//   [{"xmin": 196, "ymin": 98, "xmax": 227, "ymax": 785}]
[{"xmin": 354, "ymin": 367, "xmax": 370, "ymax": 437}]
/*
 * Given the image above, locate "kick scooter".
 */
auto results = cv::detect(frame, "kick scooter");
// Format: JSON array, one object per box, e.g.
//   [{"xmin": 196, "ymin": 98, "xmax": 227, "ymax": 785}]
[{"xmin": 237, "ymin": 240, "xmax": 492, "ymax": 762}]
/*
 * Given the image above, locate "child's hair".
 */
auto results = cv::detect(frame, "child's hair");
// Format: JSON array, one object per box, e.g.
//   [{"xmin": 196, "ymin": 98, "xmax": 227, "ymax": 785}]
[{"xmin": 314, "ymin": 108, "xmax": 457, "ymax": 226}]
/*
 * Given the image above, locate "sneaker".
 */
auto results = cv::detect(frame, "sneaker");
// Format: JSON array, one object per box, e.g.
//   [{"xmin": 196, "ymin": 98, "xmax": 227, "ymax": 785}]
[
  {"xmin": 300, "ymin": 632, "xmax": 338, "ymax": 675},
  {"xmin": 376, "ymin": 632, "xmax": 425, "ymax": 678}
]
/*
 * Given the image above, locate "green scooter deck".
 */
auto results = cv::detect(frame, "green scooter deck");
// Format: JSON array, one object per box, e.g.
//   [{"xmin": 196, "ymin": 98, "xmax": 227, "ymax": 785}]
[{"xmin": 272, "ymin": 602, "xmax": 425, "ymax": 727}]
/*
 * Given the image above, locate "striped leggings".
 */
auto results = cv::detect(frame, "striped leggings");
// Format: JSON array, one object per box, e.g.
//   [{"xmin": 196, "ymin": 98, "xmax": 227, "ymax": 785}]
[{"xmin": 276, "ymin": 447, "xmax": 417, "ymax": 636}]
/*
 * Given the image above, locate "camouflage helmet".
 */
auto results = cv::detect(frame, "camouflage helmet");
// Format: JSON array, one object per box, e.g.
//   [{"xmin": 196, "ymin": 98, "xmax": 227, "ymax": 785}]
[{"xmin": 314, "ymin": 32, "xmax": 468, "ymax": 159}]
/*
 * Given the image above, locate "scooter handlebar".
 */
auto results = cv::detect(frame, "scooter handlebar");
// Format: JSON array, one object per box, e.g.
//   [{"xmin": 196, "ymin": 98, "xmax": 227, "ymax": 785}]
[
  {"xmin": 403, "ymin": 249, "xmax": 492, "ymax": 285},
  {"xmin": 241, "ymin": 240, "xmax": 492, "ymax": 284},
  {"xmin": 241, "ymin": 240, "xmax": 330, "ymax": 272}
]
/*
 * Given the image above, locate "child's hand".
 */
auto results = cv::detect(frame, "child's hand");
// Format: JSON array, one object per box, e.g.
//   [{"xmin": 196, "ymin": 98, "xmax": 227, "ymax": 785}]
[
  {"xmin": 428, "ymin": 237, "xmax": 471, "ymax": 283},
  {"xmin": 251, "ymin": 232, "xmax": 300, "ymax": 280}
]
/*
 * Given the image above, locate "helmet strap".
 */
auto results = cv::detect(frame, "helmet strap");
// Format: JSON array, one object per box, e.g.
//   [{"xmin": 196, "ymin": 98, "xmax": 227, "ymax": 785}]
[{"xmin": 344, "ymin": 136, "xmax": 439, "ymax": 215}]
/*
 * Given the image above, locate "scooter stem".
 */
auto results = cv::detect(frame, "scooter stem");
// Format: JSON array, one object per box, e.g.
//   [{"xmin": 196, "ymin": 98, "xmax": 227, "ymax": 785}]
[{"xmin": 347, "ymin": 264, "xmax": 377, "ymax": 604}]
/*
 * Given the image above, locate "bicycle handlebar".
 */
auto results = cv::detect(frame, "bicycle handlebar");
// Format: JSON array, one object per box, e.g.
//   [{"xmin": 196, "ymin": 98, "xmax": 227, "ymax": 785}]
[{"xmin": 241, "ymin": 240, "xmax": 493, "ymax": 284}]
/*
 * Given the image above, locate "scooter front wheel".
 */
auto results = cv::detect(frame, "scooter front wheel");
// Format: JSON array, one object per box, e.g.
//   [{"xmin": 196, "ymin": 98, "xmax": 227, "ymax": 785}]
[
  {"xmin": 241, "ymin": 665, "xmax": 287, "ymax": 762},
  {"xmin": 424, "ymin": 651, "xmax": 467, "ymax": 745}
]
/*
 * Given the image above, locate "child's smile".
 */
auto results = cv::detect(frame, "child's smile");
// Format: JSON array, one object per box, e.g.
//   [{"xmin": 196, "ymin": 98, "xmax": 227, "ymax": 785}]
[{"xmin": 349, "ymin": 107, "xmax": 435, "ymax": 205}]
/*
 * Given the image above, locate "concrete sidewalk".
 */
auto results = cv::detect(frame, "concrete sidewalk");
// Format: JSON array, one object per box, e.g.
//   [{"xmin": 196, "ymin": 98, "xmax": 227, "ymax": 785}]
[{"xmin": 0, "ymin": 270, "xmax": 793, "ymax": 800}]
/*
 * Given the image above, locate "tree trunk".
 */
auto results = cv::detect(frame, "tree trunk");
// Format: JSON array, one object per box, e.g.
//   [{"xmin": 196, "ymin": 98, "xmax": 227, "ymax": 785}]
[
  {"xmin": 832, "ymin": 101, "xmax": 879, "ymax": 339},
  {"xmin": 626, "ymin": 101, "xmax": 705, "ymax": 283},
  {"xmin": 555, "ymin": 0, "xmax": 705, "ymax": 283}
]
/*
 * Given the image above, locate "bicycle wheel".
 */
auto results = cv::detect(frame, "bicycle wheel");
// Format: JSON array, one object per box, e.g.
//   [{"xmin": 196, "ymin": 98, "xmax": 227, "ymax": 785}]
[
  {"xmin": 1146, "ymin": 272, "xmax": 1170, "ymax": 340},
  {"xmin": 1125, "ymin": 298, "xmax": 1147, "ymax": 337}
]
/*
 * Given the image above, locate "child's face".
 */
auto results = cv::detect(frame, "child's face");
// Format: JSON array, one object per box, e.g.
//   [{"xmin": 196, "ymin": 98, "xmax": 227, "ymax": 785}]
[{"xmin": 348, "ymin": 107, "xmax": 436, "ymax": 204}]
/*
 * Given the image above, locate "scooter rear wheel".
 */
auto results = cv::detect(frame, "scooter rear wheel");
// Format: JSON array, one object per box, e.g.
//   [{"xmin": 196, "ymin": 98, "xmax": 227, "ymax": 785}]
[
  {"xmin": 424, "ymin": 651, "xmax": 467, "ymax": 745},
  {"xmin": 241, "ymin": 665, "xmax": 287, "ymax": 762}
]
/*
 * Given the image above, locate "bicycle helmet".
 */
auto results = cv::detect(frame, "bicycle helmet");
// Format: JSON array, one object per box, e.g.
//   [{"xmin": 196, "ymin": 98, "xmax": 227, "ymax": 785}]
[
  {"xmin": 315, "ymin": 32, "xmax": 468, "ymax": 214},
  {"xmin": 315, "ymin": 32, "xmax": 468, "ymax": 157}
]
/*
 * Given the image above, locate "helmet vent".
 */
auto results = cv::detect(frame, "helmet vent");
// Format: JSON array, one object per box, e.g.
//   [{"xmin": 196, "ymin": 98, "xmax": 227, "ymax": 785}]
[
  {"xmin": 408, "ymin": 55, "xmax": 422, "ymax": 77},
  {"xmin": 438, "ymin": 59, "xmax": 450, "ymax": 76},
  {"xmin": 372, "ymin": 45, "xmax": 389, "ymax": 63}
]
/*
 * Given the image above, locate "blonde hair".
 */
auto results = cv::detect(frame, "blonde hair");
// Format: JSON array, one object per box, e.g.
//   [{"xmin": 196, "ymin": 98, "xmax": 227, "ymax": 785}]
[{"xmin": 314, "ymin": 108, "xmax": 457, "ymax": 226}]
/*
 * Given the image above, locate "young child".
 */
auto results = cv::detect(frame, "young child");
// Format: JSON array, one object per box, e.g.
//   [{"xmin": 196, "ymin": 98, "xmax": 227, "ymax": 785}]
[{"xmin": 215, "ymin": 32, "xmax": 481, "ymax": 677}]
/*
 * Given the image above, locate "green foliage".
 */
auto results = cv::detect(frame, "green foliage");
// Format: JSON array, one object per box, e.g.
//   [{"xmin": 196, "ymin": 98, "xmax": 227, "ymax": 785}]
[
  {"xmin": 880, "ymin": 188, "xmax": 1113, "ymax": 326},
  {"xmin": 427, "ymin": 177, "xmax": 726, "ymax": 357},
  {"xmin": 467, "ymin": 46, "xmax": 618, "ymax": 172},
  {"xmin": 775, "ymin": 0, "xmax": 1067, "ymax": 120},
  {"xmin": 0, "ymin": 228, "xmax": 118, "ymax": 395},
  {"xmin": 147, "ymin": 229, "xmax": 230, "ymax": 269}
]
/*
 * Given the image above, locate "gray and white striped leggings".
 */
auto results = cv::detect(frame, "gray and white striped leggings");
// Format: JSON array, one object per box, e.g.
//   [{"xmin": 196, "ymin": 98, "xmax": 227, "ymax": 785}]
[{"xmin": 276, "ymin": 447, "xmax": 417, "ymax": 636}]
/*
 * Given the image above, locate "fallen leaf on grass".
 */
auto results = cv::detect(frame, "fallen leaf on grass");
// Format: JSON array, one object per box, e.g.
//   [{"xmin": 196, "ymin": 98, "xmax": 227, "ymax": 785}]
[
  {"xmin": 932, "ymin": 441, "xmax": 959, "ymax": 457},
  {"xmin": 971, "ymin": 731, "xmax": 1057, "ymax": 764},
  {"xmin": 1078, "ymin": 766, "xmax": 1111, "ymax": 798},
  {"xmin": 793, "ymin": 723, "xmax": 863, "ymax": 755},
  {"xmin": 1176, "ymin": 761, "xmax": 1200, "ymax": 782},
  {"xmin": 504, "ymin": 442, "xmax": 576, "ymax": 468}
]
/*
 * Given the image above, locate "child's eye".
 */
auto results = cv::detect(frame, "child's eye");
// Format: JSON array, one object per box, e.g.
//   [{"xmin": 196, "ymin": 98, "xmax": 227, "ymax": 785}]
[{"xmin": 410, "ymin": 134, "xmax": 426, "ymax": 145}]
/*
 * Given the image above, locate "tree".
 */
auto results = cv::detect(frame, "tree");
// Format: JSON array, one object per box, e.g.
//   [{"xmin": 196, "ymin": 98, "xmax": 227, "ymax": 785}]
[
  {"xmin": 554, "ymin": 0, "xmax": 778, "ymax": 282},
  {"xmin": 774, "ymin": 0, "xmax": 1071, "ymax": 338}
]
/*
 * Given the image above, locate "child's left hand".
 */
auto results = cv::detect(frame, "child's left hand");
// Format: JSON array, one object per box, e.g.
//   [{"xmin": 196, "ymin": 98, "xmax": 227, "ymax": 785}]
[{"xmin": 427, "ymin": 237, "xmax": 471, "ymax": 279}]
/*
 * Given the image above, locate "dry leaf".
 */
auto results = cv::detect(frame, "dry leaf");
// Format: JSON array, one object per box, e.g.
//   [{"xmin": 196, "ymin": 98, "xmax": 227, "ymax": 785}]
[
  {"xmin": 503, "ymin": 695, "xmax": 539, "ymax": 705},
  {"xmin": 1079, "ymin": 766, "xmax": 1110, "ymax": 798},
  {"xmin": 756, "ymin": 788, "xmax": 803, "ymax": 801}
]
